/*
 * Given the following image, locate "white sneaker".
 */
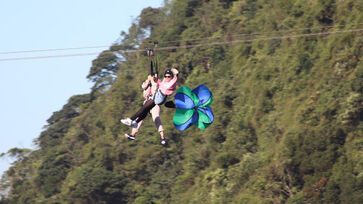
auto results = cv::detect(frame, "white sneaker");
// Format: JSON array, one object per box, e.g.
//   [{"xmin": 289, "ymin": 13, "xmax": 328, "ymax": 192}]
[
  {"xmin": 161, "ymin": 137, "xmax": 166, "ymax": 145},
  {"xmin": 121, "ymin": 118, "xmax": 138, "ymax": 128},
  {"xmin": 125, "ymin": 133, "xmax": 135, "ymax": 140},
  {"xmin": 121, "ymin": 118, "xmax": 132, "ymax": 126}
]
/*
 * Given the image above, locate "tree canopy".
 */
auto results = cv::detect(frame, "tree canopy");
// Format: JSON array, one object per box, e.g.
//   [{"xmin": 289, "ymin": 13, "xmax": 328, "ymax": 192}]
[{"xmin": 1, "ymin": 0, "xmax": 362, "ymax": 203}]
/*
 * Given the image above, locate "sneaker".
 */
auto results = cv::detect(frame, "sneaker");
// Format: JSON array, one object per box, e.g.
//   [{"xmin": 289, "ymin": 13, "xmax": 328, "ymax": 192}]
[
  {"xmin": 160, "ymin": 137, "xmax": 167, "ymax": 145},
  {"xmin": 125, "ymin": 133, "xmax": 135, "ymax": 140},
  {"xmin": 121, "ymin": 118, "xmax": 138, "ymax": 128},
  {"xmin": 121, "ymin": 118, "xmax": 132, "ymax": 126}
]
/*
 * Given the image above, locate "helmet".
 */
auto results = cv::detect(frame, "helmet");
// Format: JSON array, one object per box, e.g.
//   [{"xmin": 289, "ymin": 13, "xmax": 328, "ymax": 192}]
[{"xmin": 164, "ymin": 69, "xmax": 174, "ymax": 78}]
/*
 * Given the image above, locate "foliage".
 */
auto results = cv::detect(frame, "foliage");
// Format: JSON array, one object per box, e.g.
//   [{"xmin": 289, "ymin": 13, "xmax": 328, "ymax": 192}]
[{"xmin": 1, "ymin": 0, "xmax": 362, "ymax": 203}]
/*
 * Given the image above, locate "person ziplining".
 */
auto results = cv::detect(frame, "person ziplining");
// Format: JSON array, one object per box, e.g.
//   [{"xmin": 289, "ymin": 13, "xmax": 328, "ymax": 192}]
[{"xmin": 120, "ymin": 44, "xmax": 178, "ymax": 145}]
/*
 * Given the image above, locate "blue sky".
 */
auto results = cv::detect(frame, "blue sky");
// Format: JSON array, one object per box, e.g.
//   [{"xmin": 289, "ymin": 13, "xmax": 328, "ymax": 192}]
[{"xmin": 0, "ymin": 0, "xmax": 163, "ymax": 177}]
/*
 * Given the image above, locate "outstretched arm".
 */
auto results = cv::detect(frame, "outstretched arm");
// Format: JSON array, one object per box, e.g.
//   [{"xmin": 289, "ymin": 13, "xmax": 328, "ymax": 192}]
[{"xmin": 171, "ymin": 68, "xmax": 179, "ymax": 76}]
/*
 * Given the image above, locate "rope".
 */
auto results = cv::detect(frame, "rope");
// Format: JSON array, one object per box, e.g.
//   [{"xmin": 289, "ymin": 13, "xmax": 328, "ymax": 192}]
[
  {"xmin": 156, "ymin": 29, "xmax": 363, "ymax": 51},
  {"xmin": 0, "ymin": 46, "xmax": 109, "ymax": 55},
  {"xmin": 1, "ymin": 23, "xmax": 362, "ymax": 55},
  {"xmin": 145, "ymin": 23, "xmax": 363, "ymax": 45},
  {"xmin": 0, "ymin": 28, "xmax": 362, "ymax": 62}
]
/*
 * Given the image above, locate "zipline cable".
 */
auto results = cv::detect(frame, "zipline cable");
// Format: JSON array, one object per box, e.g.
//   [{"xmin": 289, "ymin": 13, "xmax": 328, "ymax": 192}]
[
  {"xmin": 1, "ymin": 23, "xmax": 362, "ymax": 55},
  {"xmin": 155, "ymin": 28, "xmax": 363, "ymax": 51},
  {"xmin": 0, "ymin": 45, "xmax": 109, "ymax": 55},
  {"xmin": 0, "ymin": 52, "xmax": 101, "ymax": 61},
  {"xmin": 146, "ymin": 23, "xmax": 363, "ymax": 45},
  {"xmin": 0, "ymin": 28, "xmax": 362, "ymax": 62}
]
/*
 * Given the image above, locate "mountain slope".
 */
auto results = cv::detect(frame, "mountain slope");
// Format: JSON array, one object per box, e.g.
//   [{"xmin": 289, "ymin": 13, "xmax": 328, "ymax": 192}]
[{"xmin": 1, "ymin": 0, "xmax": 362, "ymax": 203}]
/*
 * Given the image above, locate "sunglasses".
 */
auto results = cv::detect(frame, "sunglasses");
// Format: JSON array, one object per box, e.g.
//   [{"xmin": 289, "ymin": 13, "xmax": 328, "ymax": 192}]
[{"xmin": 164, "ymin": 75, "xmax": 172, "ymax": 78}]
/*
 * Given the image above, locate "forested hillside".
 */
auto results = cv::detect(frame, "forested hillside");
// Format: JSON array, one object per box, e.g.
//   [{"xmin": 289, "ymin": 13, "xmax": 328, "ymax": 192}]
[{"xmin": 1, "ymin": 0, "xmax": 362, "ymax": 203}]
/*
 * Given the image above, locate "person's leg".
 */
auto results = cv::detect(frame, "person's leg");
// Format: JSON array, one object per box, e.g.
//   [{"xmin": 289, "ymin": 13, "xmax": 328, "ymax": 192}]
[
  {"xmin": 130, "ymin": 99, "xmax": 155, "ymax": 123},
  {"xmin": 131, "ymin": 120, "xmax": 143, "ymax": 136},
  {"xmin": 159, "ymin": 130, "xmax": 166, "ymax": 144},
  {"xmin": 151, "ymin": 105, "xmax": 166, "ymax": 144},
  {"xmin": 122, "ymin": 100, "xmax": 155, "ymax": 127},
  {"xmin": 125, "ymin": 120, "xmax": 143, "ymax": 140}
]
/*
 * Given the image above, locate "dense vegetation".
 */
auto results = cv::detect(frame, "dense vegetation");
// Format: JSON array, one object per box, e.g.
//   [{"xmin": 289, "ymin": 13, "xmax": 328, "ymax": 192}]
[{"xmin": 1, "ymin": 0, "xmax": 362, "ymax": 203}]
